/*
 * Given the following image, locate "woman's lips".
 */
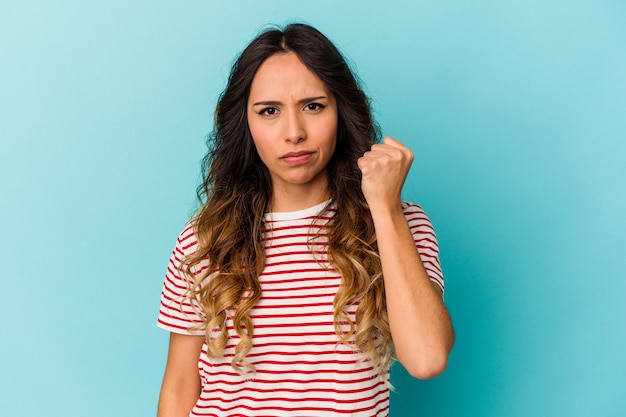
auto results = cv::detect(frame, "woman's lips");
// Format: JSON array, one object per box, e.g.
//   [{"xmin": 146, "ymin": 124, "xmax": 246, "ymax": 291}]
[{"xmin": 281, "ymin": 151, "xmax": 314, "ymax": 165}]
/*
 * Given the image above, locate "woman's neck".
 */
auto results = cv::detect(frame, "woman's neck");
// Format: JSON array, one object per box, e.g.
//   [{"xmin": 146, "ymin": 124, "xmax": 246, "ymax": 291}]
[{"xmin": 269, "ymin": 185, "xmax": 331, "ymax": 213}]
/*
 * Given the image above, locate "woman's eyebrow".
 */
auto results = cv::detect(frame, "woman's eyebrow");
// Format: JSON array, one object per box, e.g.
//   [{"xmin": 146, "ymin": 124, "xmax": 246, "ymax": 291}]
[{"xmin": 252, "ymin": 96, "xmax": 328, "ymax": 106}]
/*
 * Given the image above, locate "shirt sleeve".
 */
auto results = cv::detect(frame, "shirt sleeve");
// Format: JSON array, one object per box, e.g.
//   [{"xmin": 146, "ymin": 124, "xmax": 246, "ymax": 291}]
[
  {"xmin": 402, "ymin": 202, "xmax": 445, "ymax": 295},
  {"xmin": 157, "ymin": 221, "xmax": 206, "ymax": 336}
]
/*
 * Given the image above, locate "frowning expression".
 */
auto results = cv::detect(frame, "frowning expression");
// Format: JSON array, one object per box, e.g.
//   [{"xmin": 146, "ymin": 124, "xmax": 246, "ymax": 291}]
[{"xmin": 247, "ymin": 52, "xmax": 338, "ymax": 199}]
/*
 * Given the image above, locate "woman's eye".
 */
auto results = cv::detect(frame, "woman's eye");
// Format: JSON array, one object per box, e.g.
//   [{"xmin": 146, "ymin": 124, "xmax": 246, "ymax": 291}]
[
  {"xmin": 305, "ymin": 103, "xmax": 325, "ymax": 111},
  {"xmin": 259, "ymin": 107, "xmax": 278, "ymax": 116}
]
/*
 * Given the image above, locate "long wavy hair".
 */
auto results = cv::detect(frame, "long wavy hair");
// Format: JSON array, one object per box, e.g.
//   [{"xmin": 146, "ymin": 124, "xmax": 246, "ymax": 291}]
[{"xmin": 182, "ymin": 23, "xmax": 392, "ymax": 378}]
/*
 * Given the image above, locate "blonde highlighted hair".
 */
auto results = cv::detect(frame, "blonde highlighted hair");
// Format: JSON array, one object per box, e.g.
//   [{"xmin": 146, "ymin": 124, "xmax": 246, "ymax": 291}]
[{"xmin": 182, "ymin": 23, "xmax": 393, "ymax": 379}]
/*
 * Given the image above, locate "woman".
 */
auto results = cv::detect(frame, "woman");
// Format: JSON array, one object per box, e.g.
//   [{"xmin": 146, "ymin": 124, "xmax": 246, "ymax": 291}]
[{"xmin": 157, "ymin": 23, "xmax": 454, "ymax": 417}]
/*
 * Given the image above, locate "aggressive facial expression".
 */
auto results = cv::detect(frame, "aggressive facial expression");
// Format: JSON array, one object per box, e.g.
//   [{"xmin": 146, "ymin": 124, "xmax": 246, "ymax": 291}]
[{"xmin": 247, "ymin": 52, "xmax": 338, "ymax": 205}]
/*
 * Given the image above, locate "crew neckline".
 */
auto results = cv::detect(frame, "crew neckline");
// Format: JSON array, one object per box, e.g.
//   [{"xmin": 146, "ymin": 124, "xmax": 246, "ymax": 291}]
[{"xmin": 264, "ymin": 199, "xmax": 332, "ymax": 222}]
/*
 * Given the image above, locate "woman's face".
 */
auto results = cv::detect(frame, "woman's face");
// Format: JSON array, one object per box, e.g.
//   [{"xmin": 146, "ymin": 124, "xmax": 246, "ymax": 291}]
[{"xmin": 247, "ymin": 52, "xmax": 338, "ymax": 202}]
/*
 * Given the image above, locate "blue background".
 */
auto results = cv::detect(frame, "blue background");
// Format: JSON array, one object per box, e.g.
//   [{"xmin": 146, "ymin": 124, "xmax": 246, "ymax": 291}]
[{"xmin": 1, "ymin": 1, "xmax": 625, "ymax": 416}]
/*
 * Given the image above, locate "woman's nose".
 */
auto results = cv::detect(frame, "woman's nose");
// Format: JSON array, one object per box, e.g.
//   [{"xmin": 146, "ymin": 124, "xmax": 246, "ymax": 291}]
[{"xmin": 284, "ymin": 110, "xmax": 306, "ymax": 144}]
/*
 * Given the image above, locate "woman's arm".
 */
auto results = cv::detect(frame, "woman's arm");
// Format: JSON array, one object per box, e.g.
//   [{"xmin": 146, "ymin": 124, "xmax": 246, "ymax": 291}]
[
  {"xmin": 358, "ymin": 137, "xmax": 454, "ymax": 379},
  {"xmin": 157, "ymin": 333, "xmax": 205, "ymax": 417}
]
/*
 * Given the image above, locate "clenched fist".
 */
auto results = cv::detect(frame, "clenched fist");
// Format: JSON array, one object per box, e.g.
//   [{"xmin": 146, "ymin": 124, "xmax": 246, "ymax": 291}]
[{"xmin": 357, "ymin": 136, "xmax": 414, "ymax": 211}]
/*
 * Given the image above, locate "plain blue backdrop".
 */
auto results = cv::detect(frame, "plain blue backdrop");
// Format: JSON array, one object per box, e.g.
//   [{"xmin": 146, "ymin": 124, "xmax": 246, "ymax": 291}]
[{"xmin": 1, "ymin": 1, "xmax": 625, "ymax": 416}]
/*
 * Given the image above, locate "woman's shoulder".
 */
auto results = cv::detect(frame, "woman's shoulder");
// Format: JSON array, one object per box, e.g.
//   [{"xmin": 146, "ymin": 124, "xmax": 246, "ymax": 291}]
[
  {"xmin": 401, "ymin": 200, "xmax": 427, "ymax": 217},
  {"xmin": 401, "ymin": 201, "xmax": 436, "ymax": 230},
  {"xmin": 173, "ymin": 218, "xmax": 199, "ymax": 256}
]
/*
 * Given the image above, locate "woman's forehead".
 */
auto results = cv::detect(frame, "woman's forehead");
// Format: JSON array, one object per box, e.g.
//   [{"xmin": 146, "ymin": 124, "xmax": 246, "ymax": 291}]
[{"xmin": 248, "ymin": 52, "xmax": 331, "ymax": 102}]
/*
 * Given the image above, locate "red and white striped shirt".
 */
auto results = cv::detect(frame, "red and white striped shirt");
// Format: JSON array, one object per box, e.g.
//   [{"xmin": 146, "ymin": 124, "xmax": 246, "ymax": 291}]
[{"xmin": 158, "ymin": 200, "xmax": 444, "ymax": 417}]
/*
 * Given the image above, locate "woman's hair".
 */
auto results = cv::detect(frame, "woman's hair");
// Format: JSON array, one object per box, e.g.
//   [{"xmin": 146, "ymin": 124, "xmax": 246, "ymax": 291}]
[{"xmin": 182, "ymin": 23, "xmax": 392, "ymax": 378}]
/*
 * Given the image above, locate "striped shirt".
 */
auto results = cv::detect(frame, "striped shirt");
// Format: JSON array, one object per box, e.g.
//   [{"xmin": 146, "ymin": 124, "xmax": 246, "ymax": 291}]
[{"xmin": 157, "ymin": 200, "xmax": 444, "ymax": 417}]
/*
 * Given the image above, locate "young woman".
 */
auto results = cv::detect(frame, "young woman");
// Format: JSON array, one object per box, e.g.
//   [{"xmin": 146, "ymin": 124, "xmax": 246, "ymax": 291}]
[{"xmin": 157, "ymin": 23, "xmax": 454, "ymax": 417}]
